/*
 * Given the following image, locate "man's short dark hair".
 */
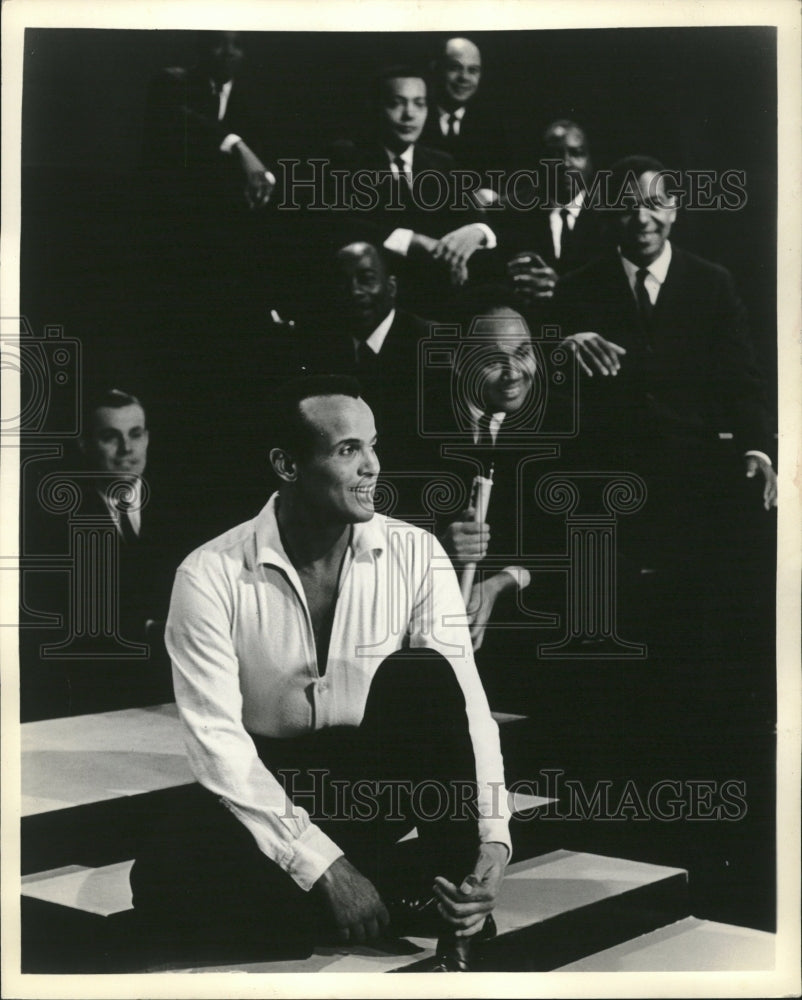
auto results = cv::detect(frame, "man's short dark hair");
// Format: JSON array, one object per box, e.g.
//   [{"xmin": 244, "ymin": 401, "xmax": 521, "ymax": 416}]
[
  {"xmin": 81, "ymin": 388, "xmax": 144, "ymax": 437},
  {"xmin": 271, "ymin": 374, "xmax": 363, "ymax": 458},
  {"xmin": 544, "ymin": 118, "xmax": 587, "ymax": 141},
  {"xmin": 454, "ymin": 283, "xmax": 525, "ymax": 333},
  {"xmin": 331, "ymin": 223, "xmax": 394, "ymax": 272},
  {"xmin": 371, "ymin": 64, "xmax": 427, "ymax": 105},
  {"xmin": 608, "ymin": 155, "xmax": 669, "ymax": 207}
]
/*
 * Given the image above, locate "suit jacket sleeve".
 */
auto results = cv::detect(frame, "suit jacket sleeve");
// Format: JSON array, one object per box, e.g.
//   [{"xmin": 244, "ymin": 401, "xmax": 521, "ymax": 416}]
[
  {"xmin": 327, "ymin": 141, "xmax": 487, "ymax": 243},
  {"xmin": 142, "ymin": 69, "xmax": 224, "ymax": 171},
  {"xmin": 142, "ymin": 69, "xmax": 268, "ymax": 172},
  {"xmin": 709, "ymin": 267, "xmax": 772, "ymax": 457}
]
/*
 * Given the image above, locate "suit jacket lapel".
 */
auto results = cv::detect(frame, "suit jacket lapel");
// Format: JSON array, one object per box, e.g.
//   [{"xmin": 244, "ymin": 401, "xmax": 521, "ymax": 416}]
[
  {"xmin": 650, "ymin": 245, "xmax": 686, "ymax": 331},
  {"xmin": 606, "ymin": 255, "xmax": 642, "ymax": 344}
]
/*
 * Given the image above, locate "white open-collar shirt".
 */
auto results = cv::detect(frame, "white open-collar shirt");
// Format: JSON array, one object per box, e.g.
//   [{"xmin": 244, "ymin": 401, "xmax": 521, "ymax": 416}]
[{"xmin": 166, "ymin": 494, "xmax": 511, "ymax": 891}]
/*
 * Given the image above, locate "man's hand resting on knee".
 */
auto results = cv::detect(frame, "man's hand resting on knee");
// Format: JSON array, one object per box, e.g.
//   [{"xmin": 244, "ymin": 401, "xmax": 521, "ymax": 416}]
[
  {"xmin": 315, "ymin": 856, "xmax": 390, "ymax": 944},
  {"xmin": 432, "ymin": 842, "xmax": 508, "ymax": 937}
]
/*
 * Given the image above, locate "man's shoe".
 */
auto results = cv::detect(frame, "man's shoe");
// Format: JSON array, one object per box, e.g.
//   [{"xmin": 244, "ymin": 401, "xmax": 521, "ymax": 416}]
[
  {"xmin": 386, "ymin": 893, "xmax": 442, "ymax": 938},
  {"xmin": 431, "ymin": 914, "xmax": 497, "ymax": 972}
]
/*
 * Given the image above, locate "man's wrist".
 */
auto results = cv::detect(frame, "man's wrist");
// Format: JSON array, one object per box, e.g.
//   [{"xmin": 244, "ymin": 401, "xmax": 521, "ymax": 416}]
[
  {"xmin": 314, "ymin": 856, "xmax": 343, "ymax": 891},
  {"xmin": 481, "ymin": 840, "xmax": 510, "ymax": 864},
  {"xmin": 474, "ymin": 222, "xmax": 497, "ymax": 249},
  {"xmin": 221, "ymin": 134, "xmax": 243, "ymax": 154}
]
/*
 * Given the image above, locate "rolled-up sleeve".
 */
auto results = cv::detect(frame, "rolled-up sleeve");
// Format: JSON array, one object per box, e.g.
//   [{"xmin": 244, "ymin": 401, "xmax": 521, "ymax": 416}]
[
  {"xmin": 166, "ymin": 559, "xmax": 343, "ymax": 891},
  {"xmin": 407, "ymin": 536, "xmax": 513, "ymax": 857}
]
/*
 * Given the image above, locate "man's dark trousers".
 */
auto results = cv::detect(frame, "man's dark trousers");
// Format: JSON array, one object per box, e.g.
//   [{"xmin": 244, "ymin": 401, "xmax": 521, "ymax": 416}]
[{"xmin": 130, "ymin": 648, "xmax": 487, "ymax": 963}]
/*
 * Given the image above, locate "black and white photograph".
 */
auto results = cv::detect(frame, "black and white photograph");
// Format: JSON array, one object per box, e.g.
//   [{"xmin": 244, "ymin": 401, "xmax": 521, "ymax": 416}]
[{"xmin": 2, "ymin": 0, "xmax": 800, "ymax": 995}]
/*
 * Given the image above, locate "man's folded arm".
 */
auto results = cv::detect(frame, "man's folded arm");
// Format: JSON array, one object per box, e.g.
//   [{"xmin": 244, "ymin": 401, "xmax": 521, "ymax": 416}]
[{"xmin": 166, "ymin": 560, "xmax": 343, "ymax": 891}]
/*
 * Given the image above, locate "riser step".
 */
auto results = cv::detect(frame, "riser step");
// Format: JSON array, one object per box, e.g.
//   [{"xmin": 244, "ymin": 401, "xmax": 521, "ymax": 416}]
[{"xmin": 22, "ymin": 850, "xmax": 689, "ymax": 974}]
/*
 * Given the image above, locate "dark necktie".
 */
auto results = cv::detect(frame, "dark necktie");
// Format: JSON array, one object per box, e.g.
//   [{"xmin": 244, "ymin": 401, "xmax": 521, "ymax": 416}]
[
  {"xmin": 476, "ymin": 411, "xmax": 494, "ymax": 448},
  {"xmin": 559, "ymin": 207, "xmax": 573, "ymax": 260},
  {"xmin": 635, "ymin": 268, "xmax": 654, "ymax": 333},
  {"xmin": 116, "ymin": 498, "xmax": 139, "ymax": 544},
  {"xmin": 393, "ymin": 157, "xmax": 412, "ymax": 205},
  {"xmin": 446, "ymin": 113, "xmax": 458, "ymax": 137}
]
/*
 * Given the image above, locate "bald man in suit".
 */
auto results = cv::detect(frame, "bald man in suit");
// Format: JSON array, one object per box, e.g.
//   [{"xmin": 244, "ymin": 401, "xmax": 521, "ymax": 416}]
[{"xmin": 420, "ymin": 37, "xmax": 512, "ymax": 206}]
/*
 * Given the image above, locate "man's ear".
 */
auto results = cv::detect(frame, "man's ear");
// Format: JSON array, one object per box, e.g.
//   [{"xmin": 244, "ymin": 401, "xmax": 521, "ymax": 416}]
[
  {"xmin": 270, "ymin": 447, "xmax": 298, "ymax": 483},
  {"xmin": 387, "ymin": 274, "xmax": 398, "ymax": 304}
]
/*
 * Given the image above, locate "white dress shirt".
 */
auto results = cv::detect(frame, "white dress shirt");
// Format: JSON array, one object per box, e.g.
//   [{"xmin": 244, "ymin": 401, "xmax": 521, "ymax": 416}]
[
  {"xmin": 549, "ymin": 191, "xmax": 585, "ymax": 260},
  {"xmin": 166, "ymin": 495, "xmax": 511, "ymax": 892},
  {"xmin": 381, "ymin": 145, "xmax": 497, "ymax": 257},
  {"xmin": 618, "ymin": 239, "xmax": 672, "ymax": 305},
  {"xmin": 352, "ymin": 308, "xmax": 395, "ymax": 362},
  {"xmin": 618, "ymin": 241, "xmax": 771, "ymax": 467},
  {"xmin": 438, "ymin": 105, "xmax": 466, "ymax": 137},
  {"xmin": 467, "ymin": 403, "xmax": 507, "ymax": 446},
  {"xmin": 214, "ymin": 78, "xmax": 244, "ymax": 154}
]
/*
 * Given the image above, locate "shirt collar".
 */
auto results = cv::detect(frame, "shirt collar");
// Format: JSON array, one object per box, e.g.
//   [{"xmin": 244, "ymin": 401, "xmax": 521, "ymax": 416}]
[
  {"xmin": 619, "ymin": 240, "xmax": 673, "ymax": 285},
  {"xmin": 438, "ymin": 105, "xmax": 466, "ymax": 122},
  {"xmin": 384, "ymin": 145, "xmax": 413, "ymax": 169},
  {"xmin": 467, "ymin": 402, "xmax": 507, "ymax": 427},
  {"xmin": 254, "ymin": 493, "xmax": 385, "ymax": 570},
  {"xmin": 354, "ymin": 308, "xmax": 395, "ymax": 358},
  {"xmin": 552, "ymin": 190, "xmax": 586, "ymax": 217}
]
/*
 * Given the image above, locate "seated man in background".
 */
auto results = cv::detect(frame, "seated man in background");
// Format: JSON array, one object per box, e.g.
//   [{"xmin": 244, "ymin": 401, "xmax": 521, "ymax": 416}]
[
  {"xmin": 131, "ymin": 375, "xmax": 510, "ymax": 972},
  {"xmin": 139, "ymin": 30, "xmax": 277, "ymax": 348},
  {"xmin": 555, "ymin": 155, "xmax": 776, "ymax": 661},
  {"xmin": 506, "ymin": 119, "xmax": 606, "ymax": 311},
  {"xmin": 328, "ymin": 66, "xmax": 500, "ymax": 316},
  {"xmin": 302, "ymin": 235, "xmax": 432, "ymax": 477},
  {"xmin": 421, "ymin": 36, "xmax": 512, "ymax": 205},
  {"xmin": 142, "ymin": 29, "xmax": 274, "ymax": 211},
  {"xmin": 415, "ymin": 287, "xmax": 567, "ymax": 706},
  {"xmin": 21, "ymin": 389, "xmax": 177, "ymax": 719}
]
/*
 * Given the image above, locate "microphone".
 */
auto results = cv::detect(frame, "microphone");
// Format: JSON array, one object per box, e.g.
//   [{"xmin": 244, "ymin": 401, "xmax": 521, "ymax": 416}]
[{"xmin": 460, "ymin": 465, "xmax": 494, "ymax": 606}]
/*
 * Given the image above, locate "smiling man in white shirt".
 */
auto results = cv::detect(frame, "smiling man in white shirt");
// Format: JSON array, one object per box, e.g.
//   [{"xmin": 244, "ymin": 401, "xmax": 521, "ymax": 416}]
[{"xmin": 130, "ymin": 374, "xmax": 510, "ymax": 971}]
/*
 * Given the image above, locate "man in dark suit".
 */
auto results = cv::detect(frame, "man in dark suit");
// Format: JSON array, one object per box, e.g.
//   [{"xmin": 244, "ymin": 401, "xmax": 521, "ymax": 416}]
[
  {"xmin": 76, "ymin": 390, "xmax": 180, "ymax": 699},
  {"xmin": 303, "ymin": 239, "xmax": 429, "ymax": 468},
  {"xmin": 142, "ymin": 30, "xmax": 273, "ymax": 210},
  {"xmin": 139, "ymin": 31, "xmax": 277, "ymax": 350},
  {"xmin": 416, "ymin": 287, "xmax": 565, "ymax": 660},
  {"xmin": 329, "ymin": 66, "xmax": 499, "ymax": 316},
  {"xmin": 554, "ymin": 156, "xmax": 776, "ymax": 660},
  {"xmin": 421, "ymin": 37, "xmax": 511, "ymax": 206},
  {"xmin": 21, "ymin": 389, "xmax": 178, "ymax": 718},
  {"xmin": 506, "ymin": 120, "xmax": 607, "ymax": 310}
]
